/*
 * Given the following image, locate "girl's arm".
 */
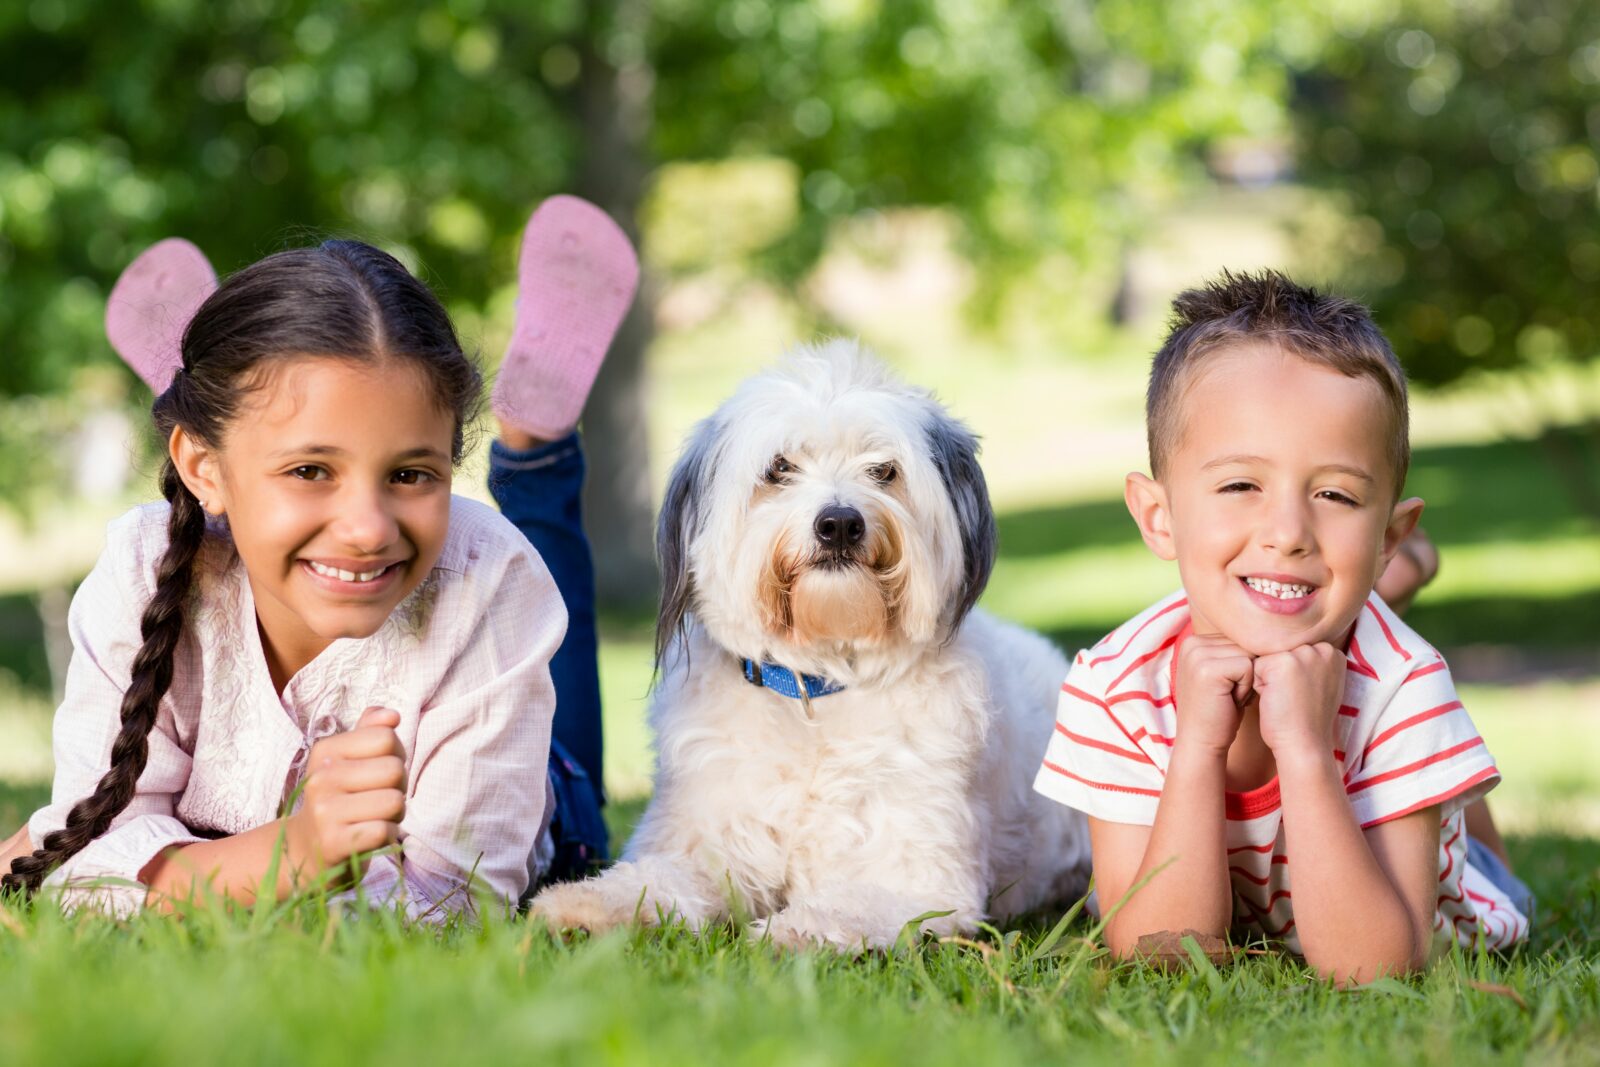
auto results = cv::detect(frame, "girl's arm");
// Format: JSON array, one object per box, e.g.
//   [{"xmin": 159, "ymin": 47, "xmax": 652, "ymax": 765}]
[
  {"xmin": 0, "ymin": 825, "xmax": 33, "ymax": 873},
  {"xmin": 142, "ymin": 707, "xmax": 406, "ymax": 910}
]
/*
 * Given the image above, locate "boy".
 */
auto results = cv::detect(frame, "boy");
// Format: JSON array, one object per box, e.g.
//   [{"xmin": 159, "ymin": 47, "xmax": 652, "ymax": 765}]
[{"xmin": 1033, "ymin": 271, "xmax": 1531, "ymax": 984}]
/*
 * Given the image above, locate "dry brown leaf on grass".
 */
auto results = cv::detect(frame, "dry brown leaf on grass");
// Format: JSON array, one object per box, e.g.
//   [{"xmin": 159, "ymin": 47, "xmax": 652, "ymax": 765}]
[
  {"xmin": 1133, "ymin": 929, "xmax": 1233, "ymax": 970},
  {"xmin": 1466, "ymin": 980, "xmax": 1529, "ymax": 1009}
]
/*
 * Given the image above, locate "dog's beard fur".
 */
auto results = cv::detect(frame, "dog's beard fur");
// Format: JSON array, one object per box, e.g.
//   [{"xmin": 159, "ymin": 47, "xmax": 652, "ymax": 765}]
[{"xmin": 758, "ymin": 508, "xmax": 908, "ymax": 647}]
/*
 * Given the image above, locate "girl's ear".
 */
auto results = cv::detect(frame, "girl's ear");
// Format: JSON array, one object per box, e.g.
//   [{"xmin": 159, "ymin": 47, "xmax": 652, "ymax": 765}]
[
  {"xmin": 1124, "ymin": 472, "xmax": 1176, "ymax": 561},
  {"xmin": 1380, "ymin": 496, "xmax": 1426, "ymax": 568},
  {"xmin": 169, "ymin": 426, "xmax": 223, "ymax": 514}
]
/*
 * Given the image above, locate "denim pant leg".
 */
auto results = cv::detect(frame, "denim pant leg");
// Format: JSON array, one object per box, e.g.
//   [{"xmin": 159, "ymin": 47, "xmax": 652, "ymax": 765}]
[{"xmin": 487, "ymin": 432, "xmax": 605, "ymax": 798}]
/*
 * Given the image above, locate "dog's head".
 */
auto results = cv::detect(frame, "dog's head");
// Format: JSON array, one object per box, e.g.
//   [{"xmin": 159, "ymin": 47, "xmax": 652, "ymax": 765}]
[{"xmin": 656, "ymin": 340, "xmax": 996, "ymax": 674}]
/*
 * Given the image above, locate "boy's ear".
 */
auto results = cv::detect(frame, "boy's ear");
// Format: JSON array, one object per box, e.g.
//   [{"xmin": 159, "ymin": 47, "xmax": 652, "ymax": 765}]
[
  {"xmin": 1125, "ymin": 472, "xmax": 1177, "ymax": 561},
  {"xmin": 169, "ymin": 426, "xmax": 224, "ymax": 515},
  {"xmin": 1380, "ymin": 496, "xmax": 1426, "ymax": 567}
]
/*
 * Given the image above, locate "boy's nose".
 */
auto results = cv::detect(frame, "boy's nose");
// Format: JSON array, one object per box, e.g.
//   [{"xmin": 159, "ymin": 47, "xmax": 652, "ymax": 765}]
[{"xmin": 1260, "ymin": 499, "xmax": 1314, "ymax": 555}]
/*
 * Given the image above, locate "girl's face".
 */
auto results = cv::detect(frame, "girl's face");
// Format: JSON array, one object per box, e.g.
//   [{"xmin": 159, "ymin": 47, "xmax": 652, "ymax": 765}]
[{"xmin": 175, "ymin": 356, "xmax": 456, "ymax": 686}]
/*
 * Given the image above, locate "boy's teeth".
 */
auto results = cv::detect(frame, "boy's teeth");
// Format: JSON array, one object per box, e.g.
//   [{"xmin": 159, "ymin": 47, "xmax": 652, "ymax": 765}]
[
  {"xmin": 1245, "ymin": 577, "xmax": 1311, "ymax": 599},
  {"xmin": 309, "ymin": 561, "xmax": 388, "ymax": 583}
]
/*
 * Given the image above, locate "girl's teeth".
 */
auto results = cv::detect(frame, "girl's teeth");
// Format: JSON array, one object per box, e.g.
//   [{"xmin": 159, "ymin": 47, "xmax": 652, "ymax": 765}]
[
  {"xmin": 309, "ymin": 561, "xmax": 388, "ymax": 583},
  {"xmin": 1245, "ymin": 577, "xmax": 1311, "ymax": 599}
]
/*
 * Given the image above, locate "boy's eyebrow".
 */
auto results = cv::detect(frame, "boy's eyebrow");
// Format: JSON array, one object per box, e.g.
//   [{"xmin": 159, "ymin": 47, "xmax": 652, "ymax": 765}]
[
  {"xmin": 265, "ymin": 444, "xmax": 450, "ymax": 462},
  {"xmin": 1201, "ymin": 453, "xmax": 1375, "ymax": 482}
]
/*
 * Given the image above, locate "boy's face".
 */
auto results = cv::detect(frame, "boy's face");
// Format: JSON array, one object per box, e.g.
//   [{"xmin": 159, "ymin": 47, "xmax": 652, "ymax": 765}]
[{"xmin": 1126, "ymin": 343, "xmax": 1423, "ymax": 656}]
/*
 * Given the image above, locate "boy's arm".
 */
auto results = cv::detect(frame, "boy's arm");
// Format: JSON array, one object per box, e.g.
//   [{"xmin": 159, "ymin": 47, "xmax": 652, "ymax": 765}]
[
  {"xmin": 1091, "ymin": 741, "xmax": 1233, "ymax": 958},
  {"xmin": 1094, "ymin": 634, "xmax": 1255, "ymax": 959},
  {"xmin": 1256, "ymin": 644, "xmax": 1439, "ymax": 983}
]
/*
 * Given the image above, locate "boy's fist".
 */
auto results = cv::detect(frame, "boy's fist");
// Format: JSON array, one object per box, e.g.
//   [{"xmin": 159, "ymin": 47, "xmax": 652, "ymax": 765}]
[
  {"xmin": 1174, "ymin": 635, "xmax": 1255, "ymax": 753},
  {"xmin": 1253, "ymin": 644, "xmax": 1346, "ymax": 760},
  {"xmin": 285, "ymin": 706, "xmax": 407, "ymax": 885}
]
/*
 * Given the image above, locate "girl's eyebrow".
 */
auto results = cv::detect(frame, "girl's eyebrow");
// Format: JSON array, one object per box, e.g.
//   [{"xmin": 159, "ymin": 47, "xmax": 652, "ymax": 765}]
[{"xmin": 265, "ymin": 444, "xmax": 450, "ymax": 462}]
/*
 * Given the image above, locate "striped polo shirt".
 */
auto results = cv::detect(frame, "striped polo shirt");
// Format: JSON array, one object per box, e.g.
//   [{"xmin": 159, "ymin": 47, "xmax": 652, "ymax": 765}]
[{"xmin": 1032, "ymin": 590, "xmax": 1528, "ymax": 953}]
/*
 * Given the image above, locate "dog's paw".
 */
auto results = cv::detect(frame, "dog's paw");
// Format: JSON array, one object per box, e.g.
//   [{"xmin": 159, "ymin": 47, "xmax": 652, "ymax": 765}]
[
  {"xmin": 749, "ymin": 907, "xmax": 886, "ymax": 955},
  {"xmin": 526, "ymin": 881, "xmax": 632, "ymax": 936}
]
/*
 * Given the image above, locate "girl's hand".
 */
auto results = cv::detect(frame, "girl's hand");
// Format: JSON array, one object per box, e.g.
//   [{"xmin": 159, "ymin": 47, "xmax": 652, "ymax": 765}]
[
  {"xmin": 1252, "ymin": 644, "xmax": 1345, "ymax": 763},
  {"xmin": 1174, "ymin": 634, "xmax": 1254, "ymax": 754},
  {"xmin": 285, "ymin": 706, "xmax": 407, "ymax": 885}
]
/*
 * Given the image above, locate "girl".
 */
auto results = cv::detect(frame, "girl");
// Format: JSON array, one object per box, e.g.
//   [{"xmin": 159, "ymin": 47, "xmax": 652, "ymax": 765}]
[{"xmin": 0, "ymin": 214, "xmax": 629, "ymax": 916}]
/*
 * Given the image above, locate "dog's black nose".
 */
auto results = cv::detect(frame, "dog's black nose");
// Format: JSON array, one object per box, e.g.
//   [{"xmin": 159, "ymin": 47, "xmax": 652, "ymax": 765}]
[{"xmin": 814, "ymin": 504, "xmax": 866, "ymax": 549}]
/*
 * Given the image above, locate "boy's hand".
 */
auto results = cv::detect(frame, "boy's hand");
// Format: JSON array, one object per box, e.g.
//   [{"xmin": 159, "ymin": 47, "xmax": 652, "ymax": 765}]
[
  {"xmin": 285, "ymin": 706, "xmax": 407, "ymax": 885},
  {"xmin": 1252, "ymin": 644, "xmax": 1346, "ymax": 761},
  {"xmin": 1174, "ymin": 635, "xmax": 1254, "ymax": 753}
]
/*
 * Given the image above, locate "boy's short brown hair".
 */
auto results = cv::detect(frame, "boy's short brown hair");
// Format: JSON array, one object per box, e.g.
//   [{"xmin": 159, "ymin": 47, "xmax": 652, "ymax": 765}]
[{"xmin": 1147, "ymin": 270, "xmax": 1411, "ymax": 494}]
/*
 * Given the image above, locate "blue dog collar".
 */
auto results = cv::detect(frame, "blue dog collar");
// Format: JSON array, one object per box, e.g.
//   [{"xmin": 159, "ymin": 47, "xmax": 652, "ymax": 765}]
[{"xmin": 741, "ymin": 659, "xmax": 847, "ymax": 700}]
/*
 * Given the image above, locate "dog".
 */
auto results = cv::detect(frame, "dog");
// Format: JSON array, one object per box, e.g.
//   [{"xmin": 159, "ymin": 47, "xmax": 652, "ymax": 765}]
[{"xmin": 530, "ymin": 340, "xmax": 1091, "ymax": 949}]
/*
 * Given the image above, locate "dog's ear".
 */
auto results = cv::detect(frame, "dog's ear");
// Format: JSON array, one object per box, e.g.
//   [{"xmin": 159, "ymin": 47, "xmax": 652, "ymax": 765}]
[
  {"xmin": 655, "ymin": 417, "xmax": 718, "ymax": 667},
  {"xmin": 925, "ymin": 411, "xmax": 997, "ymax": 632}
]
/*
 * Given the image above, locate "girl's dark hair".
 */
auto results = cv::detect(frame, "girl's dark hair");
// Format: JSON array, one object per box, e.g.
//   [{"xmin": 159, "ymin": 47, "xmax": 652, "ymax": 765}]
[{"xmin": 3, "ymin": 239, "xmax": 481, "ymax": 897}]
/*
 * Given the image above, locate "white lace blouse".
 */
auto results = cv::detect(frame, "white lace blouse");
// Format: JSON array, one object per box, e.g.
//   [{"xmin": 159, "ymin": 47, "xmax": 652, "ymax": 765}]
[{"xmin": 27, "ymin": 496, "xmax": 565, "ymax": 918}]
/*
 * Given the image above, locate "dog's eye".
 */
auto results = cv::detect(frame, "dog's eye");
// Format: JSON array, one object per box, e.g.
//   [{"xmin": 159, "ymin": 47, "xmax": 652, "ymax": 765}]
[
  {"xmin": 868, "ymin": 462, "xmax": 898, "ymax": 484},
  {"xmin": 765, "ymin": 456, "xmax": 796, "ymax": 483}
]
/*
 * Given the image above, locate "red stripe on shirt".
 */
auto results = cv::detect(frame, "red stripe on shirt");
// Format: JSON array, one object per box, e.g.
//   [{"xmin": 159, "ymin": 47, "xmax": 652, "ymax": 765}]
[
  {"xmin": 1403, "ymin": 661, "xmax": 1446, "ymax": 685},
  {"xmin": 1228, "ymin": 865, "xmax": 1272, "ymax": 886},
  {"xmin": 1108, "ymin": 690, "xmax": 1175, "ymax": 708},
  {"xmin": 1053, "ymin": 721, "xmax": 1154, "ymax": 765},
  {"xmin": 1338, "ymin": 704, "xmax": 1360, "ymax": 717},
  {"xmin": 1227, "ymin": 843, "xmax": 1275, "ymax": 855},
  {"xmin": 1357, "ymin": 766, "xmax": 1499, "ymax": 829},
  {"xmin": 1359, "ymin": 701, "xmax": 1465, "ymax": 761},
  {"xmin": 1130, "ymin": 727, "xmax": 1176, "ymax": 747},
  {"xmin": 1366, "ymin": 601, "xmax": 1413, "ymax": 660},
  {"xmin": 1346, "ymin": 635, "xmax": 1379, "ymax": 679},
  {"xmin": 1108, "ymin": 635, "xmax": 1180, "ymax": 693},
  {"xmin": 1088, "ymin": 598, "xmax": 1188, "ymax": 667},
  {"xmin": 1438, "ymin": 824, "xmax": 1464, "ymax": 883},
  {"xmin": 1347, "ymin": 738, "xmax": 1486, "ymax": 795},
  {"xmin": 1464, "ymin": 887, "xmax": 1500, "ymax": 912},
  {"xmin": 1061, "ymin": 683, "xmax": 1110, "ymax": 710},
  {"xmin": 1040, "ymin": 760, "xmax": 1163, "ymax": 798}
]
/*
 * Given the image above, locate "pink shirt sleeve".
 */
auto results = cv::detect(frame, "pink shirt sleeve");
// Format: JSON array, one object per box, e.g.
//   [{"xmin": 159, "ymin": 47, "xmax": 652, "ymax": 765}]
[
  {"xmin": 28, "ymin": 513, "xmax": 206, "ymax": 916},
  {"xmin": 349, "ymin": 535, "xmax": 566, "ymax": 919}
]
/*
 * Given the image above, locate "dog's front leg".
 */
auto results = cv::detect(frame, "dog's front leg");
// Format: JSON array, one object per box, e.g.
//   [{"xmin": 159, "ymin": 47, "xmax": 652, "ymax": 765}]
[
  {"xmin": 528, "ymin": 855, "xmax": 728, "ymax": 935},
  {"xmin": 752, "ymin": 879, "xmax": 985, "ymax": 953}
]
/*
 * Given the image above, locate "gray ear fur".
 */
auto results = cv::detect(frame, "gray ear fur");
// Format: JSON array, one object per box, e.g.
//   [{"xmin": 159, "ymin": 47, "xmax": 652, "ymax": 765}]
[
  {"xmin": 654, "ymin": 418, "xmax": 719, "ymax": 668},
  {"xmin": 925, "ymin": 411, "xmax": 997, "ymax": 633}
]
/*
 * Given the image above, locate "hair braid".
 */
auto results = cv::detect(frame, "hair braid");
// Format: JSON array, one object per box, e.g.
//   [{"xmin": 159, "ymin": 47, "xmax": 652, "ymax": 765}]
[{"xmin": 2, "ymin": 463, "xmax": 205, "ymax": 897}]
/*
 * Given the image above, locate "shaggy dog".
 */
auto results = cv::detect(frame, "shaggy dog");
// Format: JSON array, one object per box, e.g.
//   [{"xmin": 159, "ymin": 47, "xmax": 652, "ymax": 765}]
[{"xmin": 530, "ymin": 340, "xmax": 1090, "ymax": 949}]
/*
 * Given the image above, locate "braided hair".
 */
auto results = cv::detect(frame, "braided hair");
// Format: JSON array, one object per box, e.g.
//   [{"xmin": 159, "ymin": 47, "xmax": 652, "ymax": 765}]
[{"xmin": 2, "ymin": 240, "xmax": 481, "ymax": 896}]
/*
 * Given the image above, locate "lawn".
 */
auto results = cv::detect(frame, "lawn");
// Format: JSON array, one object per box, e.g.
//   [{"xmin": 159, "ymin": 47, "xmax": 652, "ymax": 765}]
[{"xmin": 0, "ymin": 313, "xmax": 1595, "ymax": 1064}]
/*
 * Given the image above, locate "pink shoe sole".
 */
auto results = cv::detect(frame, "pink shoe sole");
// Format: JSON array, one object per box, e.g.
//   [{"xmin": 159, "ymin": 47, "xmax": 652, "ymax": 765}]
[
  {"xmin": 491, "ymin": 196, "xmax": 640, "ymax": 440},
  {"xmin": 105, "ymin": 238, "xmax": 218, "ymax": 393}
]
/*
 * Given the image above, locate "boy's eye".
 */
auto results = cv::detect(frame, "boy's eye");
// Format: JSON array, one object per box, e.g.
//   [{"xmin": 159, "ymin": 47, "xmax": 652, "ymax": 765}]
[
  {"xmin": 289, "ymin": 465, "xmax": 328, "ymax": 481},
  {"xmin": 1219, "ymin": 481, "xmax": 1257, "ymax": 493},
  {"xmin": 1317, "ymin": 489, "xmax": 1359, "ymax": 506}
]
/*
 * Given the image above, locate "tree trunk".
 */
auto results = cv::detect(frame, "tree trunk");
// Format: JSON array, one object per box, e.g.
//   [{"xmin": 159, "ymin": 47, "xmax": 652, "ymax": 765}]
[{"xmin": 574, "ymin": 3, "xmax": 658, "ymax": 608}]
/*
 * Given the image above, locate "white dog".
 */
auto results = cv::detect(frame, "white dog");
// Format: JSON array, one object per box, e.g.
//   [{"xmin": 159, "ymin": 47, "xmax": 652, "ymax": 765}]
[{"xmin": 531, "ymin": 340, "xmax": 1090, "ymax": 949}]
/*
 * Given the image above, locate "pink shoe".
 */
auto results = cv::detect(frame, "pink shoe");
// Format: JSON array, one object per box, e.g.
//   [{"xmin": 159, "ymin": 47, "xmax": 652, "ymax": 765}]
[
  {"xmin": 105, "ymin": 238, "xmax": 218, "ymax": 393},
  {"xmin": 491, "ymin": 196, "xmax": 640, "ymax": 440}
]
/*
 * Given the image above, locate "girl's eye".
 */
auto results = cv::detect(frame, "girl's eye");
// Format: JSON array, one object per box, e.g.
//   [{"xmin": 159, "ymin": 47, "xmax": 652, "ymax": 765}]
[
  {"xmin": 765, "ymin": 456, "xmax": 796, "ymax": 483},
  {"xmin": 393, "ymin": 469, "xmax": 434, "ymax": 486},
  {"xmin": 290, "ymin": 466, "xmax": 328, "ymax": 481},
  {"xmin": 867, "ymin": 462, "xmax": 898, "ymax": 484}
]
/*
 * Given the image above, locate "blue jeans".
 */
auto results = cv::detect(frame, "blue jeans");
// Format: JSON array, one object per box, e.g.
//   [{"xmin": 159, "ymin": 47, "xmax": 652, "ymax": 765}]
[
  {"xmin": 1467, "ymin": 835, "xmax": 1536, "ymax": 923},
  {"xmin": 488, "ymin": 432, "xmax": 609, "ymax": 871}
]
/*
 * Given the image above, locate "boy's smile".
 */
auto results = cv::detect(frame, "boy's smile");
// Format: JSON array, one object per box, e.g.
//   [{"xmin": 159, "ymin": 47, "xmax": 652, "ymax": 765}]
[
  {"xmin": 1126, "ymin": 342, "xmax": 1423, "ymax": 656},
  {"xmin": 174, "ymin": 356, "xmax": 456, "ymax": 690}
]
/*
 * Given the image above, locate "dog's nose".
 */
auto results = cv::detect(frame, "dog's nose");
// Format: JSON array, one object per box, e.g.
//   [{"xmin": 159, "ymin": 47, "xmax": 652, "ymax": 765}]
[{"xmin": 814, "ymin": 504, "xmax": 866, "ymax": 549}]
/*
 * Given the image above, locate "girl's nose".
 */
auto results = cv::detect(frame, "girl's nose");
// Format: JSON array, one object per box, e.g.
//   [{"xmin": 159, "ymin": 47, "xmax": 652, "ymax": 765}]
[{"xmin": 333, "ymin": 486, "xmax": 400, "ymax": 553}]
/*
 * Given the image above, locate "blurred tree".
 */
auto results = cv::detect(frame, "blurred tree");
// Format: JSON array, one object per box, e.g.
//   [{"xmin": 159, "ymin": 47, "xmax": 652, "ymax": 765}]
[
  {"xmin": 1295, "ymin": 0, "xmax": 1600, "ymax": 511},
  {"xmin": 2, "ymin": 0, "xmax": 1297, "ymax": 599}
]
